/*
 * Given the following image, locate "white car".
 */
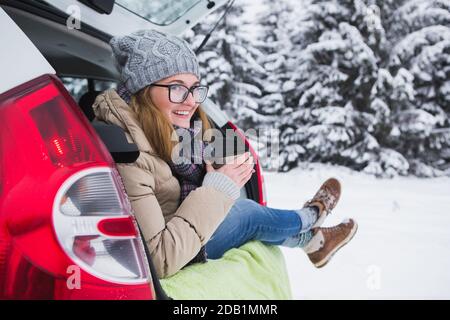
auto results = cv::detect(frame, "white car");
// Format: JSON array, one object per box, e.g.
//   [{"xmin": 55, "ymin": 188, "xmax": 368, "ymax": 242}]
[{"xmin": 0, "ymin": 0, "xmax": 267, "ymax": 300}]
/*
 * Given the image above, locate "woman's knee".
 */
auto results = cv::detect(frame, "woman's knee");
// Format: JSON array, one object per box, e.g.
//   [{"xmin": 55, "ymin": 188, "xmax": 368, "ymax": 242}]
[
  {"xmin": 235, "ymin": 198, "xmax": 260, "ymax": 211},
  {"xmin": 233, "ymin": 199, "xmax": 263, "ymax": 224}
]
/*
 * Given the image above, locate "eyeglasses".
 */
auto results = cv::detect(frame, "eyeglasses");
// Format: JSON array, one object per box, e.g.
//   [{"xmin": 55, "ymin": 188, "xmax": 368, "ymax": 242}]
[{"xmin": 150, "ymin": 83, "xmax": 209, "ymax": 104}]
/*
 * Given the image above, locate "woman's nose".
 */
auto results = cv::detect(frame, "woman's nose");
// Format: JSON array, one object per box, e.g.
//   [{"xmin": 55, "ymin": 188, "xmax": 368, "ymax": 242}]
[{"xmin": 184, "ymin": 91, "xmax": 196, "ymax": 107}]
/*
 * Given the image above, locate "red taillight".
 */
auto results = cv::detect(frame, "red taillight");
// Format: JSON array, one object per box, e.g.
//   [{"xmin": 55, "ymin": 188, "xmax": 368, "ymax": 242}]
[
  {"xmin": 0, "ymin": 75, "xmax": 154, "ymax": 299},
  {"xmin": 98, "ymin": 217, "xmax": 137, "ymax": 238},
  {"xmin": 227, "ymin": 121, "xmax": 267, "ymax": 206}
]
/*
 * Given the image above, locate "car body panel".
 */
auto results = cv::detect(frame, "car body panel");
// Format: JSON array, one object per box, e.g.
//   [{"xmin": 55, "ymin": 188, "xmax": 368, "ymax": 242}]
[{"xmin": 0, "ymin": 7, "xmax": 54, "ymax": 94}]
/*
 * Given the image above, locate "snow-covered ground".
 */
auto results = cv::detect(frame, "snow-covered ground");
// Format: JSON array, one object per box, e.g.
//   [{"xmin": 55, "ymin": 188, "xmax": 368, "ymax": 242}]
[{"xmin": 264, "ymin": 164, "xmax": 450, "ymax": 299}]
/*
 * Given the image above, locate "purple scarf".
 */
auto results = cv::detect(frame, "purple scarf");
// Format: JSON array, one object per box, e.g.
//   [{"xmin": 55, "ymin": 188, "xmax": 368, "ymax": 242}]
[{"xmin": 169, "ymin": 120, "xmax": 209, "ymax": 202}]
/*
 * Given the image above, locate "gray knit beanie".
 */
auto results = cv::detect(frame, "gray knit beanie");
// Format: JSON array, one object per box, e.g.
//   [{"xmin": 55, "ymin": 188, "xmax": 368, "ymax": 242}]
[{"xmin": 110, "ymin": 29, "xmax": 200, "ymax": 94}]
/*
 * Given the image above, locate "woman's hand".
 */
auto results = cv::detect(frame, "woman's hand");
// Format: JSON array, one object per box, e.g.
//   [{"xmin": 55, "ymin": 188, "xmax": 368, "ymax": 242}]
[{"xmin": 205, "ymin": 152, "xmax": 255, "ymax": 188}]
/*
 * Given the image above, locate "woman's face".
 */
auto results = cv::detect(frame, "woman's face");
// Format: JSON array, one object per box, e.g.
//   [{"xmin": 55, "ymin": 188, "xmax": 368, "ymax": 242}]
[{"xmin": 149, "ymin": 73, "xmax": 200, "ymax": 128}]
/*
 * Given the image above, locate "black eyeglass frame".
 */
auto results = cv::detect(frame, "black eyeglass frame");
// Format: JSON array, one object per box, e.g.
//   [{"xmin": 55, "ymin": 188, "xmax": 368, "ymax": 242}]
[{"xmin": 150, "ymin": 83, "xmax": 209, "ymax": 104}]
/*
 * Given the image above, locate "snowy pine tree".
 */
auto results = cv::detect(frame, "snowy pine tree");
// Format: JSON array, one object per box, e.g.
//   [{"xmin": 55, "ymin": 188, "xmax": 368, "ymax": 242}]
[
  {"xmin": 183, "ymin": 1, "xmax": 282, "ymax": 169},
  {"xmin": 182, "ymin": 13, "xmax": 233, "ymax": 113},
  {"xmin": 277, "ymin": 0, "xmax": 389, "ymax": 172},
  {"xmin": 277, "ymin": 0, "xmax": 450, "ymax": 176},
  {"xmin": 184, "ymin": 0, "xmax": 450, "ymax": 177},
  {"xmin": 245, "ymin": 0, "xmax": 299, "ymax": 169},
  {"xmin": 184, "ymin": 1, "xmax": 266, "ymax": 129},
  {"xmin": 383, "ymin": 0, "xmax": 450, "ymax": 176}
]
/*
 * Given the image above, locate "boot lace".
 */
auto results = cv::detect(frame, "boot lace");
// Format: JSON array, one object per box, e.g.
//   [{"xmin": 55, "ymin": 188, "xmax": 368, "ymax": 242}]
[{"xmin": 322, "ymin": 224, "xmax": 344, "ymax": 235}]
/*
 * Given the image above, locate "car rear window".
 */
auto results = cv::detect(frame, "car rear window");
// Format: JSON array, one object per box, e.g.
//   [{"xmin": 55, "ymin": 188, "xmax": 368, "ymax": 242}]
[
  {"xmin": 61, "ymin": 77, "xmax": 116, "ymax": 102},
  {"xmin": 116, "ymin": 0, "xmax": 201, "ymax": 25}
]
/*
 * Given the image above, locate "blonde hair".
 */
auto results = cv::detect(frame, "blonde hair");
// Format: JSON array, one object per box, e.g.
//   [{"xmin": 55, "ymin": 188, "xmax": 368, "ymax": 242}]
[{"xmin": 130, "ymin": 86, "xmax": 212, "ymax": 162}]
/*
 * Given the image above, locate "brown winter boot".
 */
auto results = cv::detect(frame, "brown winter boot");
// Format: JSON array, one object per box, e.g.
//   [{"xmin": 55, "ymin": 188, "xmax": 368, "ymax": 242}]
[
  {"xmin": 304, "ymin": 178, "xmax": 341, "ymax": 228},
  {"xmin": 303, "ymin": 219, "xmax": 358, "ymax": 268}
]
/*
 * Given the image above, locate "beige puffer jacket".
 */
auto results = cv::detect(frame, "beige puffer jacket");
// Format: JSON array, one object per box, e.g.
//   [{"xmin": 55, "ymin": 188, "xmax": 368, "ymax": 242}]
[{"xmin": 93, "ymin": 89, "xmax": 240, "ymax": 278}]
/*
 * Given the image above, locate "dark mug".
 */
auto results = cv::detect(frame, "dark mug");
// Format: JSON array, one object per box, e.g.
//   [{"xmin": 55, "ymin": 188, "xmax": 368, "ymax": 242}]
[{"xmin": 209, "ymin": 149, "xmax": 253, "ymax": 169}]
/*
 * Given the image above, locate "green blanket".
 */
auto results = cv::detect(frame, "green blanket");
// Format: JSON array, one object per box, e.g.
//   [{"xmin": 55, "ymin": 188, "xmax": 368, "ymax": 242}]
[{"xmin": 160, "ymin": 241, "xmax": 292, "ymax": 300}]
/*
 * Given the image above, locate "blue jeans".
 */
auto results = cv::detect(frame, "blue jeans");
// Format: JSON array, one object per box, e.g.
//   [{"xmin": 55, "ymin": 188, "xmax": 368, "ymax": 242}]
[{"xmin": 205, "ymin": 198, "xmax": 312, "ymax": 259}]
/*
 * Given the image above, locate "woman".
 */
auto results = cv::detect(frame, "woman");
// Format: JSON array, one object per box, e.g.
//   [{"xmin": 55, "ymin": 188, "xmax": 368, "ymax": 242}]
[{"xmin": 93, "ymin": 29, "xmax": 357, "ymax": 278}]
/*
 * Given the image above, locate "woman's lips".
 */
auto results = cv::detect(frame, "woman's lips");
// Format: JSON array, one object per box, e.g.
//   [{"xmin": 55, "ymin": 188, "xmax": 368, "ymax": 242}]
[{"xmin": 173, "ymin": 110, "xmax": 191, "ymax": 118}]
